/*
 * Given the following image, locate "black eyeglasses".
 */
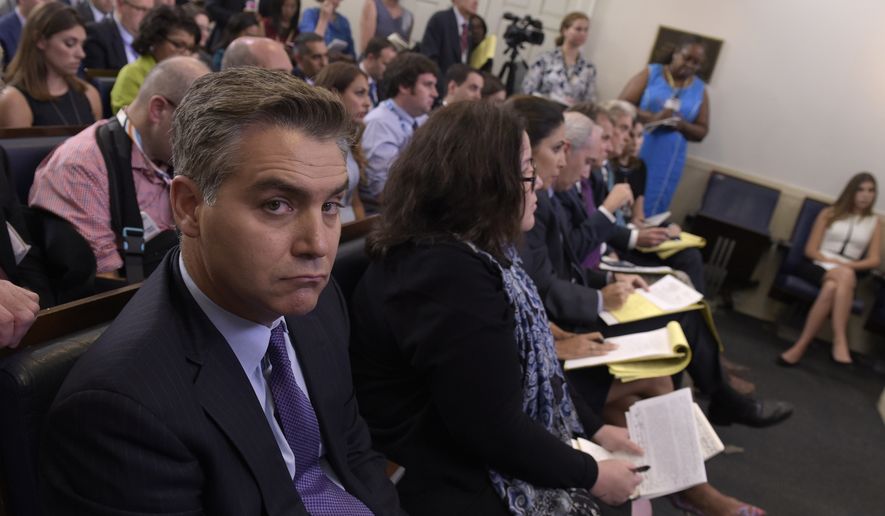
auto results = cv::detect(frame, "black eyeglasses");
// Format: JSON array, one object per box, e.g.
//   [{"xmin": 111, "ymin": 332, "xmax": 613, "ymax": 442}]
[
  {"xmin": 522, "ymin": 159, "xmax": 537, "ymax": 189},
  {"xmin": 164, "ymin": 37, "xmax": 196, "ymax": 53}
]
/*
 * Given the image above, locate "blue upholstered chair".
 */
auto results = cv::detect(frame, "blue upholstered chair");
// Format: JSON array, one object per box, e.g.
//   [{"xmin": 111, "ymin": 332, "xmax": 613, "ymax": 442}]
[
  {"xmin": 771, "ymin": 197, "xmax": 864, "ymax": 314},
  {"xmin": 0, "ymin": 128, "xmax": 82, "ymax": 204}
]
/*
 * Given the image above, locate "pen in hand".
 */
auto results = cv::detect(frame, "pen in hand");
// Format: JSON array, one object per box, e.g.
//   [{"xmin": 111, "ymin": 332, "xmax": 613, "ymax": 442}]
[{"xmin": 631, "ymin": 465, "xmax": 651, "ymax": 473}]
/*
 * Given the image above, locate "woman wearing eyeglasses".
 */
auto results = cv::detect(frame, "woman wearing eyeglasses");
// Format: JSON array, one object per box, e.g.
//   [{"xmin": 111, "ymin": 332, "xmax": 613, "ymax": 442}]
[
  {"xmin": 0, "ymin": 3, "xmax": 102, "ymax": 128},
  {"xmin": 619, "ymin": 37, "xmax": 710, "ymax": 218},
  {"xmin": 110, "ymin": 5, "xmax": 200, "ymax": 113},
  {"xmin": 350, "ymin": 101, "xmax": 641, "ymax": 515}
]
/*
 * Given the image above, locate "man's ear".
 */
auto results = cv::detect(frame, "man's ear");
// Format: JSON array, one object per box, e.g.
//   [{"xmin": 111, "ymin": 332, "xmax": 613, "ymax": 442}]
[
  {"xmin": 170, "ymin": 176, "xmax": 203, "ymax": 238},
  {"xmin": 147, "ymin": 95, "xmax": 167, "ymax": 125},
  {"xmin": 446, "ymin": 80, "xmax": 458, "ymax": 97}
]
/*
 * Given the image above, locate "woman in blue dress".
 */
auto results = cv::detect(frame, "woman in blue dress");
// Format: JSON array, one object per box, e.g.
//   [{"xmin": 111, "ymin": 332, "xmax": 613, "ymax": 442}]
[{"xmin": 619, "ymin": 38, "xmax": 710, "ymax": 217}]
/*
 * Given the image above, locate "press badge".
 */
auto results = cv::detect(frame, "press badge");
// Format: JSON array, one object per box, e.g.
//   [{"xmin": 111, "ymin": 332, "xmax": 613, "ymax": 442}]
[
  {"xmin": 663, "ymin": 97, "xmax": 682, "ymax": 111},
  {"xmin": 140, "ymin": 211, "xmax": 161, "ymax": 242},
  {"xmin": 6, "ymin": 222, "xmax": 31, "ymax": 265}
]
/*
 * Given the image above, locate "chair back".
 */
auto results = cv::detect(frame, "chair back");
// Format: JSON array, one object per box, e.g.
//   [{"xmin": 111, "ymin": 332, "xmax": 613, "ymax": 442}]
[
  {"xmin": 782, "ymin": 198, "xmax": 829, "ymax": 273},
  {"xmin": 0, "ymin": 126, "xmax": 86, "ymax": 205},
  {"xmin": 699, "ymin": 172, "xmax": 780, "ymax": 235}
]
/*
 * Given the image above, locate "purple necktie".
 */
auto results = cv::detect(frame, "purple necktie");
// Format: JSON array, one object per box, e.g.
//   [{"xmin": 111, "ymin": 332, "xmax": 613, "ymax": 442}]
[
  {"xmin": 580, "ymin": 178, "xmax": 602, "ymax": 269},
  {"xmin": 266, "ymin": 324, "xmax": 373, "ymax": 515}
]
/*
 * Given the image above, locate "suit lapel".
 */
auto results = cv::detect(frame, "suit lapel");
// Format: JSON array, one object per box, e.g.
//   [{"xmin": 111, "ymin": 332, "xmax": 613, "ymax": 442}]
[
  {"xmin": 109, "ymin": 21, "xmax": 126, "ymax": 66},
  {"xmin": 168, "ymin": 257, "xmax": 306, "ymax": 516}
]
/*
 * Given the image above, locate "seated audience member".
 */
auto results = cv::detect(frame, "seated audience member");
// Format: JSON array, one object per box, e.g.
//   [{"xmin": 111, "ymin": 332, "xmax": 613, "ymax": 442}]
[
  {"xmin": 262, "ymin": 0, "xmax": 299, "ymax": 44},
  {"xmin": 509, "ymin": 96, "xmax": 793, "ymax": 431},
  {"xmin": 41, "ymin": 67, "xmax": 403, "ymax": 515},
  {"xmin": 360, "ymin": 52, "xmax": 437, "ymax": 213},
  {"xmin": 351, "ymin": 100, "xmax": 642, "ymax": 515},
  {"xmin": 220, "ymin": 36, "xmax": 291, "ymax": 71},
  {"xmin": 440, "ymin": 62, "xmax": 482, "ymax": 106},
  {"xmin": 315, "ymin": 62, "xmax": 371, "ymax": 222},
  {"xmin": 299, "ymin": 0, "xmax": 356, "ymax": 60},
  {"xmin": 467, "ymin": 13, "xmax": 494, "ymax": 72},
  {"xmin": 359, "ymin": 36, "xmax": 396, "ymax": 106},
  {"xmin": 75, "ymin": 0, "xmax": 114, "ymax": 24},
  {"xmin": 571, "ymin": 101, "xmax": 706, "ymax": 292},
  {"xmin": 613, "ymin": 119, "xmax": 647, "ymax": 225},
  {"xmin": 0, "ymin": 0, "xmax": 46, "ymax": 68},
  {"xmin": 780, "ymin": 173, "xmax": 881, "ymax": 366},
  {"xmin": 291, "ymin": 31, "xmax": 328, "ymax": 83},
  {"xmin": 181, "ymin": 3, "xmax": 213, "ymax": 68},
  {"xmin": 420, "ymin": 0, "xmax": 477, "ymax": 96},
  {"xmin": 83, "ymin": 0, "xmax": 153, "ymax": 71},
  {"xmin": 205, "ymin": 0, "xmax": 246, "ymax": 50},
  {"xmin": 110, "ymin": 5, "xmax": 199, "ymax": 112},
  {"xmin": 480, "ymin": 70, "xmax": 506, "ymax": 102},
  {"xmin": 29, "ymin": 57, "xmax": 209, "ymax": 280},
  {"xmin": 210, "ymin": 11, "xmax": 261, "ymax": 70},
  {"xmin": 0, "ymin": 2, "xmax": 102, "ymax": 128},
  {"xmin": 358, "ymin": 0, "xmax": 412, "ymax": 53},
  {"xmin": 522, "ymin": 11, "xmax": 596, "ymax": 106}
]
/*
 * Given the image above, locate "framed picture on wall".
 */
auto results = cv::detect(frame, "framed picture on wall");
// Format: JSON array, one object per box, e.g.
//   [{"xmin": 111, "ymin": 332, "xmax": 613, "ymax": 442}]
[{"xmin": 648, "ymin": 26, "xmax": 723, "ymax": 83}]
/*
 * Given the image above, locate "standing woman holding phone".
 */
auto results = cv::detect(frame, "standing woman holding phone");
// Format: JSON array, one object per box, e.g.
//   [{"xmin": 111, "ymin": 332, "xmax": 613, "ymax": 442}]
[{"xmin": 619, "ymin": 37, "xmax": 710, "ymax": 218}]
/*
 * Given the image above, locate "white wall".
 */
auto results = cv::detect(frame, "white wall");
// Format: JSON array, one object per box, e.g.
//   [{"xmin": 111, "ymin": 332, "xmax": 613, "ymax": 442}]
[{"xmin": 586, "ymin": 0, "xmax": 885, "ymax": 212}]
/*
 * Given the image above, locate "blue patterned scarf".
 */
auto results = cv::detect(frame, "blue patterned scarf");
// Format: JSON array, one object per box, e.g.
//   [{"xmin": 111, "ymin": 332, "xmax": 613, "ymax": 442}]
[{"xmin": 468, "ymin": 244, "xmax": 600, "ymax": 516}]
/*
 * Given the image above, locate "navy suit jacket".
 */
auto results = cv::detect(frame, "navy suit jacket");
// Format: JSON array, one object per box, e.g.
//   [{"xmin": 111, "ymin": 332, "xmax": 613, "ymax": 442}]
[
  {"xmin": 0, "ymin": 11, "xmax": 21, "ymax": 68},
  {"xmin": 420, "ymin": 8, "xmax": 473, "ymax": 96},
  {"xmin": 83, "ymin": 17, "xmax": 128, "ymax": 70},
  {"xmin": 520, "ymin": 192, "xmax": 602, "ymax": 332},
  {"xmin": 41, "ymin": 250, "xmax": 403, "ymax": 515},
  {"xmin": 74, "ymin": 1, "xmax": 97, "ymax": 23}
]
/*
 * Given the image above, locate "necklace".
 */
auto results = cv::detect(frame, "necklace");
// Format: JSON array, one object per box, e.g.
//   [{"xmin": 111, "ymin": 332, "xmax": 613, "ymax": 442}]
[
  {"xmin": 663, "ymin": 66, "xmax": 693, "ymax": 91},
  {"xmin": 48, "ymin": 89, "xmax": 84, "ymax": 126}
]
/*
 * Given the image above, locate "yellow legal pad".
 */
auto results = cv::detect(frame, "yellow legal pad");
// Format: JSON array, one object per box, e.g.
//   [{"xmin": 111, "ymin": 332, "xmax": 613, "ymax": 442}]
[
  {"xmin": 564, "ymin": 322, "xmax": 692, "ymax": 383},
  {"xmin": 636, "ymin": 232, "xmax": 706, "ymax": 259}
]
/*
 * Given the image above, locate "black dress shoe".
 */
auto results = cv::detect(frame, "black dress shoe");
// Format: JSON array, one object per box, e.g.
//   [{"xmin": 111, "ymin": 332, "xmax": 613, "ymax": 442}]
[{"xmin": 708, "ymin": 396, "xmax": 794, "ymax": 428}]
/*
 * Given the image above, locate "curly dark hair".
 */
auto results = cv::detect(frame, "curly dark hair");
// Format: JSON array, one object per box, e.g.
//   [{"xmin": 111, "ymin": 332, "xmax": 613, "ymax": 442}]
[
  {"xmin": 381, "ymin": 52, "xmax": 439, "ymax": 100},
  {"xmin": 133, "ymin": 5, "xmax": 200, "ymax": 56},
  {"xmin": 368, "ymin": 101, "xmax": 526, "ymax": 263}
]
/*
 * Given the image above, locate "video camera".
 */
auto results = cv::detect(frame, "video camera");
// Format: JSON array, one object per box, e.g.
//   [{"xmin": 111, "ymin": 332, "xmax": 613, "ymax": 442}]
[{"xmin": 502, "ymin": 12, "xmax": 544, "ymax": 48}]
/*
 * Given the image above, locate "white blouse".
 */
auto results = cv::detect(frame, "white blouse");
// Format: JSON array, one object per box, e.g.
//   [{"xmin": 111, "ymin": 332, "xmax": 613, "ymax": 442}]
[{"xmin": 819, "ymin": 214, "xmax": 877, "ymax": 262}]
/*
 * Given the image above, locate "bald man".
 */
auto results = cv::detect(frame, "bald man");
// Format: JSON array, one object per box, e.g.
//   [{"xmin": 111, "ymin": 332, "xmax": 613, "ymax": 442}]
[
  {"xmin": 221, "ymin": 36, "xmax": 292, "ymax": 71},
  {"xmin": 29, "ymin": 57, "xmax": 210, "ymax": 282}
]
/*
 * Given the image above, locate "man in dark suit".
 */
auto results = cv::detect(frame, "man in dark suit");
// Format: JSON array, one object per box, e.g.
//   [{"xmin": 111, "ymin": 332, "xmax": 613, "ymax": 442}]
[
  {"xmin": 74, "ymin": 0, "xmax": 114, "ymax": 23},
  {"xmin": 41, "ymin": 67, "xmax": 403, "ymax": 515},
  {"xmin": 420, "ymin": 0, "xmax": 477, "ymax": 96},
  {"xmin": 0, "ymin": 0, "xmax": 46, "ymax": 67},
  {"xmin": 82, "ymin": 0, "xmax": 151, "ymax": 70}
]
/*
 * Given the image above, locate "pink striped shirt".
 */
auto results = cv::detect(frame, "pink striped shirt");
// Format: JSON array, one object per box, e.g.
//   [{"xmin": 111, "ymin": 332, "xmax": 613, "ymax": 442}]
[{"xmin": 28, "ymin": 120, "xmax": 174, "ymax": 274}]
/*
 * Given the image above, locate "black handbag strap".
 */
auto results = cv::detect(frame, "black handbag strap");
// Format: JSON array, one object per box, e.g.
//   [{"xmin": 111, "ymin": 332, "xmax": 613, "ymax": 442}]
[{"xmin": 96, "ymin": 118, "xmax": 145, "ymax": 282}]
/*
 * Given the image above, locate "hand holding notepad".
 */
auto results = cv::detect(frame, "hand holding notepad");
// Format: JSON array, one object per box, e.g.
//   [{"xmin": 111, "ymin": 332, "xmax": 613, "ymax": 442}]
[
  {"xmin": 563, "ymin": 321, "xmax": 692, "ymax": 382},
  {"xmin": 636, "ymin": 231, "xmax": 706, "ymax": 259},
  {"xmin": 601, "ymin": 275, "xmax": 704, "ymax": 325}
]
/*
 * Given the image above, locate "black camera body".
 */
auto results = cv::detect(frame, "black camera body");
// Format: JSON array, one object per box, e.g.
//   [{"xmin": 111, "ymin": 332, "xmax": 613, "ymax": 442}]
[{"xmin": 502, "ymin": 12, "xmax": 544, "ymax": 48}]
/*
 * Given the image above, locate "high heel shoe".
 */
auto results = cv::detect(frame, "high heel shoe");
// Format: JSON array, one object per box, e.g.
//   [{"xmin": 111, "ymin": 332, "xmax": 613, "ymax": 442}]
[{"xmin": 830, "ymin": 355, "xmax": 854, "ymax": 367}]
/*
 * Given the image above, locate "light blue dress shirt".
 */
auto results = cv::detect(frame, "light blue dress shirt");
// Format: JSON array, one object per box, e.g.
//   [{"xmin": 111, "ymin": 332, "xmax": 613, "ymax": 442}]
[
  {"xmin": 178, "ymin": 255, "xmax": 344, "ymax": 487},
  {"xmin": 360, "ymin": 99, "xmax": 427, "ymax": 213}
]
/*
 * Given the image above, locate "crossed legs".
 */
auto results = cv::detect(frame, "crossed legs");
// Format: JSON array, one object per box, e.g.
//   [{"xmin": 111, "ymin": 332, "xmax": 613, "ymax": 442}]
[{"xmin": 781, "ymin": 266, "xmax": 856, "ymax": 364}]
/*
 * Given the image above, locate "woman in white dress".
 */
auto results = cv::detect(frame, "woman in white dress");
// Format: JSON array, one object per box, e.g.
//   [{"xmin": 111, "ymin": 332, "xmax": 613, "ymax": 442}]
[{"xmin": 780, "ymin": 173, "xmax": 881, "ymax": 366}]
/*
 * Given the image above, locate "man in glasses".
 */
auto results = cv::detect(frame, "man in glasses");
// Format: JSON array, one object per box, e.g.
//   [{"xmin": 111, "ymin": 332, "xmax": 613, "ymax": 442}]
[
  {"xmin": 29, "ymin": 57, "xmax": 209, "ymax": 283},
  {"xmin": 83, "ymin": 0, "xmax": 154, "ymax": 70}
]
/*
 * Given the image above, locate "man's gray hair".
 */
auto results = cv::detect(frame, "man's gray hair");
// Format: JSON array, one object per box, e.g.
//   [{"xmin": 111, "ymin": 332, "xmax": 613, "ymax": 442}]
[
  {"xmin": 172, "ymin": 67, "xmax": 351, "ymax": 204},
  {"xmin": 601, "ymin": 99, "xmax": 637, "ymax": 122},
  {"xmin": 563, "ymin": 111, "xmax": 596, "ymax": 151}
]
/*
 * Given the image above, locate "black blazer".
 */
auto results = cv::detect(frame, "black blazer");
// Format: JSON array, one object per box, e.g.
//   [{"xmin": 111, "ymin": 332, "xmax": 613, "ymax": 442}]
[
  {"xmin": 520, "ymin": 192, "xmax": 602, "ymax": 332},
  {"xmin": 41, "ymin": 250, "xmax": 403, "ymax": 515},
  {"xmin": 83, "ymin": 17, "xmax": 128, "ymax": 71},
  {"xmin": 420, "ymin": 8, "xmax": 473, "ymax": 96},
  {"xmin": 350, "ymin": 241, "xmax": 602, "ymax": 516}
]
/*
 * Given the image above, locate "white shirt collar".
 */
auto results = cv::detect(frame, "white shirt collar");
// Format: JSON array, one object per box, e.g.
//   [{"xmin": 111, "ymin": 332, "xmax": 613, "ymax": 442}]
[
  {"xmin": 14, "ymin": 6, "xmax": 25, "ymax": 27},
  {"xmin": 179, "ymin": 254, "xmax": 286, "ymax": 378},
  {"xmin": 453, "ymin": 7, "xmax": 466, "ymax": 30},
  {"xmin": 114, "ymin": 14, "xmax": 134, "ymax": 44},
  {"xmin": 90, "ymin": 2, "xmax": 111, "ymax": 22}
]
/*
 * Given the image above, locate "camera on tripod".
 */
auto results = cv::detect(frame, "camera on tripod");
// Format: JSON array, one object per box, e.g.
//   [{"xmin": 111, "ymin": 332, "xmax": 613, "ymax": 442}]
[{"xmin": 502, "ymin": 12, "xmax": 545, "ymax": 48}]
